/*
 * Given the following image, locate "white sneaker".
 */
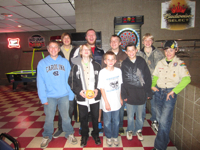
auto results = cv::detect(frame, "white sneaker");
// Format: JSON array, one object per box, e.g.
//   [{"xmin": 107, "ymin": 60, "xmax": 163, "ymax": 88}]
[
  {"xmin": 106, "ymin": 138, "xmax": 112, "ymax": 146},
  {"xmin": 40, "ymin": 136, "xmax": 51, "ymax": 149},
  {"xmin": 151, "ymin": 121, "xmax": 158, "ymax": 132},
  {"xmin": 113, "ymin": 138, "xmax": 119, "ymax": 146},
  {"xmin": 136, "ymin": 130, "xmax": 144, "ymax": 141},
  {"xmin": 67, "ymin": 134, "xmax": 77, "ymax": 145},
  {"xmin": 126, "ymin": 131, "xmax": 132, "ymax": 140}
]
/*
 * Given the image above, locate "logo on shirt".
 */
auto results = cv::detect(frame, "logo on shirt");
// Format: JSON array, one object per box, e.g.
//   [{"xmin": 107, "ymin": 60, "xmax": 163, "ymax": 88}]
[
  {"xmin": 173, "ymin": 62, "xmax": 178, "ymax": 66},
  {"xmin": 110, "ymin": 81, "xmax": 119, "ymax": 89},
  {"xmin": 53, "ymin": 71, "xmax": 59, "ymax": 76},
  {"xmin": 180, "ymin": 62, "xmax": 186, "ymax": 66}
]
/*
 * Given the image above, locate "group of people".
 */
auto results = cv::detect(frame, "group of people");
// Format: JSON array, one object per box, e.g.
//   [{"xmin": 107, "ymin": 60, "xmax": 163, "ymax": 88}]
[{"xmin": 37, "ymin": 29, "xmax": 191, "ymax": 150}]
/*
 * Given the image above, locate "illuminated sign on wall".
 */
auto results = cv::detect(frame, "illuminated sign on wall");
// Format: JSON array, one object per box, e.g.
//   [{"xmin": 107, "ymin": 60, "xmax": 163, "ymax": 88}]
[
  {"xmin": 161, "ymin": 0, "xmax": 195, "ymax": 30},
  {"xmin": 28, "ymin": 35, "xmax": 45, "ymax": 48},
  {"xmin": 8, "ymin": 38, "xmax": 20, "ymax": 48}
]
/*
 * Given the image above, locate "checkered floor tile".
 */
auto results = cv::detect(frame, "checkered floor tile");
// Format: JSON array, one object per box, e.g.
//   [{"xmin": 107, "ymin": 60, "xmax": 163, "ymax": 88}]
[{"xmin": 0, "ymin": 84, "xmax": 177, "ymax": 150}]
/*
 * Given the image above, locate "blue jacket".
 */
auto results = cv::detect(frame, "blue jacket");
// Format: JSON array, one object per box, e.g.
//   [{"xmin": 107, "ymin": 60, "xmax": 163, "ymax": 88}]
[{"xmin": 37, "ymin": 55, "xmax": 75, "ymax": 104}]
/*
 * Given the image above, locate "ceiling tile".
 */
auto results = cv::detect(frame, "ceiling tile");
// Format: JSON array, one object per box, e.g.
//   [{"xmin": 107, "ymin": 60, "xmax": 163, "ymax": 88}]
[
  {"xmin": 49, "ymin": 3, "xmax": 75, "ymax": 16},
  {"xmin": 27, "ymin": 5, "xmax": 59, "ymax": 17},
  {"xmin": 31, "ymin": 25, "xmax": 50, "ymax": 30},
  {"xmin": 57, "ymin": 24, "xmax": 74, "ymax": 30},
  {"xmin": 0, "ymin": 23, "xmax": 13, "ymax": 27},
  {"xmin": 44, "ymin": 0, "xmax": 70, "ymax": 4},
  {"xmin": 30, "ymin": 18, "xmax": 54, "ymax": 26},
  {"xmin": 0, "ymin": 19, "xmax": 19, "ymax": 26},
  {"xmin": 16, "ymin": 19, "xmax": 39, "ymax": 26},
  {"xmin": 20, "ymin": 26, "xmax": 38, "ymax": 31},
  {"xmin": 5, "ymin": 6, "xmax": 41, "ymax": 18},
  {"xmin": 45, "ymin": 25, "xmax": 62, "ymax": 30},
  {"xmin": 62, "ymin": 16, "xmax": 75, "ymax": 24},
  {"xmin": 71, "ymin": 23, "xmax": 76, "ymax": 28},
  {"xmin": 46, "ymin": 17, "xmax": 67, "ymax": 24},
  {"xmin": 0, "ymin": 0, "xmax": 22, "ymax": 6},
  {"xmin": 17, "ymin": 0, "xmax": 45, "ymax": 5}
]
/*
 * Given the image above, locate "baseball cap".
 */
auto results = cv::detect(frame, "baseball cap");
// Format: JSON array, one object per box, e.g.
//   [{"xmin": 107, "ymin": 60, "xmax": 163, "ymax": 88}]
[{"xmin": 163, "ymin": 40, "xmax": 178, "ymax": 50}]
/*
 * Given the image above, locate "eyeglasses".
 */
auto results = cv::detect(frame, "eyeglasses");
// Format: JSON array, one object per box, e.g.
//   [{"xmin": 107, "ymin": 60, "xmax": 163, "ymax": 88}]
[{"xmin": 48, "ymin": 46, "xmax": 59, "ymax": 49}]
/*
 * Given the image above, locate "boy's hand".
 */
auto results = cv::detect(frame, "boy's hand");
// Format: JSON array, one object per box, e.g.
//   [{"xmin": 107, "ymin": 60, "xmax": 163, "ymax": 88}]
[
  {"xmin": 152, "ymin": 87, "xmax": 159, "ymax": 92},
  {"xmin": 105, "ymin": 102, "xmax": 111, "ymax": 111},
  {"xmin": 44, "ymin": 102, "xmax": 48, "ymax": 105},
  {"xmin": 166, "ymin": 91, "xmax": 174, "ymax": 101},
  {"xmin": 124, "ymin": 98, "xmax": 127, "ymax": 102},
  {"xmin": 120, "ymin": 99, "xmax": 123, "ymax": 106},
  {"xmin": 80, "ymin": 90, "xmax": 86, "ymax": 98},
  {"xmin": 93, "ymin": 89, "xmax": 98, "ymax": 98}
]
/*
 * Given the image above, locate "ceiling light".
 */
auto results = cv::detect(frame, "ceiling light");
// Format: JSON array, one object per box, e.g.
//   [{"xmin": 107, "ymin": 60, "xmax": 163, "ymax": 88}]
[
  {"xmin": 18, "ymin": 25, "xmax": 21, "ymax": 27},
  {"xmin": 1, "ymin": 13, "xmax": 12, "ymax": 17}
]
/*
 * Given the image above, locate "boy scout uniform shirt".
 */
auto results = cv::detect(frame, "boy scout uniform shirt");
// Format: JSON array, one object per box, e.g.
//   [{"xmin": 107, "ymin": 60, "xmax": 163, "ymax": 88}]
[{"xmin": 153, "ymin": 56, "xmax": 190, "ymax": 88}]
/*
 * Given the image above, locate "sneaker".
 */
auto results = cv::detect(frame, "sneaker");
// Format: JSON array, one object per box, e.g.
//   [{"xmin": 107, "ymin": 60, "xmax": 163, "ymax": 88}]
[
  {"xmin": 98, "ymin": 122, "xmax": 104, "ymax": 133},
  {"xmin": 136, "ymin": 130, "xmax": 144, "ymax": 141},
  {"xmin": 126, "ymin": 131, "xmax": 132, "ymax": 140},
  {"xmin": 151, "ymin": 121, "xmax": 158, "ymax": 132},
  {"xmin": 67, "ymin": 134, "xmax": 77, "ymax": 145},
  {"xmin": 80, "ymin": 136, "xmax": 88, "ymax": 147},
  {"xmin": 40, "ymin": 136, "xmax": 51, "ymax": 149},
  {"xmin": 119, "ymin": 127, "xmax": 124, "ymax": 134},
  {"xmin": 113, "ymin": 138, "xmax": 119, "ymax": 146},
  {"xmin": 106, "ymin": 138, "xmax": 112, "ymax": 146},
  {"xmin": 99, "ymin": 127, "xmax": 104, "ymax": 133},
  {"xmin": 53, "ymin": 130, "xmax": 63, "ymax": 138},
  {"xmin": 92, "ymin": 136, "xmax": 101, "ymax": 145}
]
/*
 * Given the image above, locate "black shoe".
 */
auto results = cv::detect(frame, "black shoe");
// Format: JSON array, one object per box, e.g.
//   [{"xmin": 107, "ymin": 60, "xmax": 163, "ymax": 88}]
[
  {"xmin": 119, "ymin": 127, "xmax": 124, "ymax": 135},
  {"xmin": 151, "ymin": 148, "xmax": 157, "ymax": 150},
  {"xmin": 80, "ymin": 136, "xmax": 88, "ymax": 147},
  {"xmin": 92, "ymin": 136, "xmax": 101, "ymax": 145},
  {"xmin": 53, "ymin": 130, "xmax": 63, "ymax": 138},
  {"xmin": 99, "ymin": 127, "xmax": 104, "ymax": 133}
]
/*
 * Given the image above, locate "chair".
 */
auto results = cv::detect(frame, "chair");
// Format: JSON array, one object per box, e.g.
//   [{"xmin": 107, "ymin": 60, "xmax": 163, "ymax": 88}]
[{"xmin": 0, "ymin": 133, "xmax": 19, "ymax": 150}]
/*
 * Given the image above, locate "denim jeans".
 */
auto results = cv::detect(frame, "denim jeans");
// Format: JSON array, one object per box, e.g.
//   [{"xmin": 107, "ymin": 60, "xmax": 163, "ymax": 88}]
[
  {"xmin": 126, "ymin": 103, "xmax": 145, "ymax": 133},
  {"xmin": 43, "ymin": 96, "xmax": 74, "ymax": 140},
  {"xmin": 142, "ymin": 101, "xmax": 146, "ymax": 122},
  {"xmin": 150, "ymin": 92, "xmax": 157, "ymax": 122},
  {"xmin": 103, "ymin": 109, "xmax": 120, "ymax": 138},
  {"xmin": 58, "ymin": 99, "xmax": 75, "ymax": 131},
  {"xmin": 154, "ymin": 87, "xmax": 177, "ymax": 150},
  {"xmin": 119, "ymin": 101, "xmax": 126, "ymax": 128}
]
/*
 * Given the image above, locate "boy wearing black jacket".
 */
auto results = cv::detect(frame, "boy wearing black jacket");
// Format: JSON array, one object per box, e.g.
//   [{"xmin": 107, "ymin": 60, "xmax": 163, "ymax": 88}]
[{"xmin": 121, "ymin": 43, "xmax": 152, "ymax": 141}]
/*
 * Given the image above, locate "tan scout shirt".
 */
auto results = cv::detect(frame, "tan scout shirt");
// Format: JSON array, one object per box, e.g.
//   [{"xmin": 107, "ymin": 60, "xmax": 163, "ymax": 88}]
[{"xmin": 153, "ymin": 56, "xmax": 190, "ymax": 88}]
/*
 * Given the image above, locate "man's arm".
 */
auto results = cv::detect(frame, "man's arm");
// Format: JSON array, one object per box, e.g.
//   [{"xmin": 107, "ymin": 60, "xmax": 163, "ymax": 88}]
[
  {"xmin": 100, "ymin": 88, "xmax": 111, "ymax": 111},
  {"xmin": 37, "ymin": 62, "xmax": 48, "ymax": 104}
]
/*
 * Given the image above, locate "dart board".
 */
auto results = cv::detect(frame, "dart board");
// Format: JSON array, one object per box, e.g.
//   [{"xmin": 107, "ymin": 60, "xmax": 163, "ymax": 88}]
[{"xmin": 117, "ymin": 28, "xmax": 139, "ymax": 50}]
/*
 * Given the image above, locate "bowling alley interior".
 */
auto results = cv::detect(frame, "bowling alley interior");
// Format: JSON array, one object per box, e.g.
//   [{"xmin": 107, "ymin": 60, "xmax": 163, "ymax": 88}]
[{"xmin": 0, "ymin": 0, "xmax": 200, "ymax": 150}]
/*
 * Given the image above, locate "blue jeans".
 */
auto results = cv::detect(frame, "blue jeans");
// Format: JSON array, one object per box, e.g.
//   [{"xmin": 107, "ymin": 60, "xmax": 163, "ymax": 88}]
[
  {"xmin": 150, "ymin": 93, "xmax": 157, "ymax": 122},
  {"xmin": 142, "ymin": 101, "xmax": 146, "ymax": 122},
  {"xmin": 126, "ymin": 103, "xmax": 145, "ymax": 133},
  {"xmin": 154, "ymin": 87, "xmax": 177, "ymax": 150},
  {"xmin": 103, "ymin": 109, "xmax": 120, "ymax": 138},
  {"xmin": 43, "ymin": 96, "xmax": 74, "ymax": 140},
  {"xmin": 119, "ymin": 101, "xmax": 126, "ymax": 128}
]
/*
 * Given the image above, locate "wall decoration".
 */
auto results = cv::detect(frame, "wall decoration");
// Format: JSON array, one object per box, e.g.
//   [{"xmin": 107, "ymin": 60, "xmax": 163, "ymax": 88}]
[
  {"xmin": 8, "ymin": 38, "xmax": 20, "ymax": 48},
  {"xmin": 28, "ymin": 35, "xmax": 45, "ymax": 48},
  {"xmin": 161, "ymin": 0, "xmax": 195, "ymax": 30}
]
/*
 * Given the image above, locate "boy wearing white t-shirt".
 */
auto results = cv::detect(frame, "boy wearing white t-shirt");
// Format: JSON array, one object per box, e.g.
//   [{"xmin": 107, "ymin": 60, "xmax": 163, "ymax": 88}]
[{"xmin": 98, "ymin": 51, "xmax": 123, "ymax": 147}]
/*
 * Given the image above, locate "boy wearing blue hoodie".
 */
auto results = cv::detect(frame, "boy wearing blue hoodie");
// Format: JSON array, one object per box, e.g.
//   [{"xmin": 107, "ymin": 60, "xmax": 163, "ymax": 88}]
[{"xmin": 37, "ymin": 41, "xmax": 77, "ymax": 149}]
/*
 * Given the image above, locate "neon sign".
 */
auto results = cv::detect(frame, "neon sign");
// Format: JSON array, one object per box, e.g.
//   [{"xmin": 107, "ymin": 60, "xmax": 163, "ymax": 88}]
[{"xmin": 8, "ymin": 38, "xmax": 20, "ymax": 48}]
